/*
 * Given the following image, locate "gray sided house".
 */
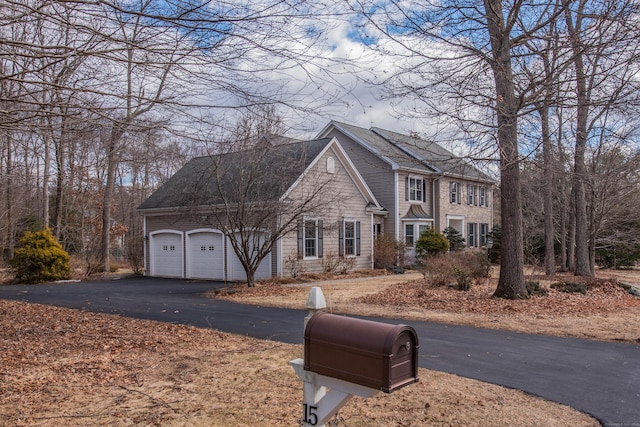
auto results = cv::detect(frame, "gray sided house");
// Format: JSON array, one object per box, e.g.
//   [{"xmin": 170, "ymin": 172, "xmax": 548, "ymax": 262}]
[
  {"xmin": 317, "ymin": 122, "xmax": 495, "ymax": 254},
  {"xmin": 138, "ymin": 137, "xmax": 385, "ymax": 280}
]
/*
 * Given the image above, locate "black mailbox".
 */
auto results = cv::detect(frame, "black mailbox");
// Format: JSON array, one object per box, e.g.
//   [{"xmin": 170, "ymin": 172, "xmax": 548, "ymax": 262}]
[{"xmin": 304, "ymin": 312, "xmax": 419, "ymax": 393}]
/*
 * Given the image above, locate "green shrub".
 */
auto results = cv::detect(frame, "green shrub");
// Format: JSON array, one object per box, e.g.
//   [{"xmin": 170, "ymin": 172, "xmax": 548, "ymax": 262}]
[
  {"xmin": 443, "ymin": 226, "xmax": 466, "ymax": 251},
  {"xmin": 596, "ymin": 244, "xmax": 640, "ymax": 269},
  {"xmin": 9, "ymin": 228, "xmax": 71, "ymax": 283},
  {"xmin": 415, "ymin": 228, "xmax": 449, "ymax": 259},
  {"xmin": 488, "ymin": 225, "xmax": 501, "ymax": 263}
]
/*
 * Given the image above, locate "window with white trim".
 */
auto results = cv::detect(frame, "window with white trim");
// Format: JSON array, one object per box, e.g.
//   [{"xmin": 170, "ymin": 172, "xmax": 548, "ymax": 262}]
[
  {"xmin": 340, "ymin": 219, "xmax": 361, "ymax": 256},
  {"xmin": 468, "ymin": 223, "xmax": 478, "ymax": 247},
  {"xmin": 467, "ymin": 184, "xmax": 477, "ymax": 205},
  {"xmin": 480, "ymin": 223, "xmax": 489, "ymax": 246},
  {"xmin": 297, "ymin": 219, "xmax": 323, "ymax": 259},
  {"xmin": 304, "ymin": 220, "xmax": 318, "ymax": 257},
  {"xmin": 450, "ymin": 181, "xmax": 461, "ymax": 204},
  {"xmin": 405, "ymin": 224, "xmax": 415, "ymax": 246},
  {"xmin": 406, "ymin": 176, "xmax": 425, "ymax": 202}
]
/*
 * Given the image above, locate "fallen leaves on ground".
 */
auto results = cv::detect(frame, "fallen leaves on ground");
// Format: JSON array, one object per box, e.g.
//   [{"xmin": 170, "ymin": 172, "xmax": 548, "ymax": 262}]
[
  {"xmin": 0, "ymin": 300, "xmax": 599, "ymax": 426},
  {"xmin": 357, "ymin": 277, "xmax": 640, "ymax": 316}
]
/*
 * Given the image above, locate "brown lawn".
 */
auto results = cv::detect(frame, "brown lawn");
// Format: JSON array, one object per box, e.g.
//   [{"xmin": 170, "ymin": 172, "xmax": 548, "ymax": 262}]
[{"xmin": 3, "ymin": 266, "xmax": 639, "ymax": 426}]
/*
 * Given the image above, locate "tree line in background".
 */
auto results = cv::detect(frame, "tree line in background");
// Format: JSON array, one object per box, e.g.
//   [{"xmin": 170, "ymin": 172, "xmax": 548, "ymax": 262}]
[
  {"xmin": 352, "ymin": 0, "xmax": 640, "ymax": 297},
  {"xmin": 1, "ymin": 1, "xmax": 640, "ymax": 298},
  {"xmin": 0, "ymin": 0, "xmax": 330, "ymax": 275}
]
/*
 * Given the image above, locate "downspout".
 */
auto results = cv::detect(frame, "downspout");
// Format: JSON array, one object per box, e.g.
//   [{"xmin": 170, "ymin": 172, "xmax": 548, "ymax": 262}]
[
  {"xmin": 277, "ymin": 215, "xmax": 282, "ymax": 276},
  {"xmin": 394, "ymin": 171, "xmax": 400, "ymax": 240},
  {"xmin": 433, "ymin": 174, "xmax": 443, "ymax": 231},
  {"xmin": 370, "ymin": 212, "xmax": 375, "ymax": 269},
  {"xmin": 143, "ymin": 216, "xmax": 148, "ymax": 276}
]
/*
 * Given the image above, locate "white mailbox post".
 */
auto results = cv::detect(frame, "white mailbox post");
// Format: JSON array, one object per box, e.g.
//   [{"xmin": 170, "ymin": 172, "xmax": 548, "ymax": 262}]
[{"xmin": 291, "ymin": 286, "xmax": 380, "ymax": 427}]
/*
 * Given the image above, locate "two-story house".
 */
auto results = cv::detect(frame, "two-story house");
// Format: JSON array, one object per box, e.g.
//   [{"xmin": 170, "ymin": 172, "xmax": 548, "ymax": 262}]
[{"xmin": 317, "ymin": 121, "xmax": 495, "ymax": 254}]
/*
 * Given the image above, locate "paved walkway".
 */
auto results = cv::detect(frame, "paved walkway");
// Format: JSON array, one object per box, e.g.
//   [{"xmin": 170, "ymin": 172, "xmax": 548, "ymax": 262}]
[{"xmin": 1, "ymin": 276, "xmax": 638, "ymax": 426}]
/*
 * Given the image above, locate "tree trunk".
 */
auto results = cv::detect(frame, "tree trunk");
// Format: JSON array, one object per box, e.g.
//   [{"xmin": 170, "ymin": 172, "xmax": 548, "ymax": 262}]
[
  {"xmin": 565, "ymin": 2, "xmax": 593, "ymax": 277},
  {"xmin": 539, "ymin": 104, "xmax": 556, "ymax": 276},
  {"xmin": 54, "ymin": 120, "xmax": 66, "ymax": 240},
  {"xmin": 101, "ymin": 126, "xmax": 123, "ymax": 273},
  {"xmin": 42, "ymin": 132, "xmax": 51, "ymax": 229},
  {"xmin": 484, "ymin": 0, "xmax": 527, "ymax": 299},
  {"xmin": 567, "ymin": 186, "xmax": 576, "ymax": 271},
  {"xmin": 5, "ymin": 135, "xmax": 15, "ymax": 259}
]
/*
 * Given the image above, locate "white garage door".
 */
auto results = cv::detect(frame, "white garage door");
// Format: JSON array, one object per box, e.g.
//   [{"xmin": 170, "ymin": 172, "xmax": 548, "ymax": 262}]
[
  {"xmin": 228, "ymin": 233, "xmax": 272, "ymax": 281},
  {"xmin": 187, "ymin": 231, "xmax": 224, "ymax": 280},
  {"xmin": 151, "ymin": 232, "xmax": 183, "ymax": 278}
]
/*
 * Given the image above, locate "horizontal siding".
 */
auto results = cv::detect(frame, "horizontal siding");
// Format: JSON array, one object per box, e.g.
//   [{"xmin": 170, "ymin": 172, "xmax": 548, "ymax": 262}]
[
  {"xmin": 328, "ymin": 130, "xmax": 397, "ymax": 235},
  {"xmin": 280, "ymin": 146, "xmax": 374, "ymax": 275},
  {"xmin": 397, "ymin": 173, "xmax": 434, "ymax": 218}
]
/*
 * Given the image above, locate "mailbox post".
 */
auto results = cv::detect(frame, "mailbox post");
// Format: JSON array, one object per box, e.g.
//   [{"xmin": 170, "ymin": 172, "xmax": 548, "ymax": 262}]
[{"xmin": 291, "ymin": 286, "xmax": 419, "ymax": 426}]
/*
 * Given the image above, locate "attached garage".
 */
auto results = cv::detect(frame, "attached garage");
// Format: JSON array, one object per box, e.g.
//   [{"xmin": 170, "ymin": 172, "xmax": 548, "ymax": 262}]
[
  {"xmin": 228, "ymin": 232, "xmax": 272, "ymax": 281},
  {"xmin": 186, "ymin": 230, "xmax": 225, "ymax": 280},
  {"xmin": 150, "ymin": 231, "xmax": 184, "ymax": 278}
]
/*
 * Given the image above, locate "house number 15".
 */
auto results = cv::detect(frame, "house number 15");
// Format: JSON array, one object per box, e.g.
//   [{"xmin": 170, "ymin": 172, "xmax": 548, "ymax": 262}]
[{"xmin": 302, "ymin": 403, "xmax": 318, "ymax": 425}]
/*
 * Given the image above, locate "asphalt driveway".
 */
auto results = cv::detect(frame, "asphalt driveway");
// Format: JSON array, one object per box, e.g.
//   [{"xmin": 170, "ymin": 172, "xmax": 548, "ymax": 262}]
[{"xmin": 1, "ymin": 276, "xmax": 638, "ymax": 427}]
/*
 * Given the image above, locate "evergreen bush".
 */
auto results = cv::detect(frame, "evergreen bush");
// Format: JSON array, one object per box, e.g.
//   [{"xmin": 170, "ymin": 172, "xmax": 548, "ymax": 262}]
[
  {"xmin": 9, "ymin": 228, "xmax": 71, "ymax": 283},
  {"xmin": 415, "ymin": 228, "xmax": 449, "ymax": 258},
  {"xmin": 443, "ymin": 226, "xmax": 466, "ymax": 251}
]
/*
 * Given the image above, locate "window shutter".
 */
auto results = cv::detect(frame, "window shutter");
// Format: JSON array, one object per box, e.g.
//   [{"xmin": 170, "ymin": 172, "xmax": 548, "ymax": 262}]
[
  {"xmin": 318, "ymin": 220, "xmax": 323, "ymax": 258},
  {"xmin": 356, "ymin": 221, "xmax": 361, "ymax": 256},
  {"xmin": 297, "ymin": 219, "xmax": 303, "ymax": 257},
  {"xmin": 422, "ymin": 179, "xmax": 426, "ymax": 202},
  {"xmin": 405, "ymin": 176, "xmax": 409, "ymax": 201},
  {"xmin": 457, "ymin": 183, "xmax": 461, "ymax": 204},
  {"xmin": 338, "ymin": 221, "xmax": 344, "ymax": 256}
]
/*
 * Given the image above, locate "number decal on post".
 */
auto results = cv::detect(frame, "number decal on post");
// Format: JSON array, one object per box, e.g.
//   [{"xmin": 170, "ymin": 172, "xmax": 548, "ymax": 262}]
[{"xmin": 302, "ymin": 403, "xmax": 318, "ymax": 425}]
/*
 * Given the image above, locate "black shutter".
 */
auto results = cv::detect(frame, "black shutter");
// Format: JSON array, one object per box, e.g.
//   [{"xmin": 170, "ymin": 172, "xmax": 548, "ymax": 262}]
[
  {"xmin": 297, "ymin": 219, "xmax": 303, "ymax": 257},
  {"xmin": 422, "ymin": 179, "xmax": 426, "ymax": 202},
  {"xmin": 317, "ymin": 220, "xmax": 323, "ymax": 258},
  {"xmin": 338, "ymin": 220, "xmax": 344, "ymax": 256},
  {"xmin": 356, "ymin": 221, "xmax": 361, "ymax": 256}
]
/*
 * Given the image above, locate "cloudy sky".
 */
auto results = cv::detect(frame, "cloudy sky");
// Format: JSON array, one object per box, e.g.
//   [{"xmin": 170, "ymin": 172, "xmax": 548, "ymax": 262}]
[{"xmin": 235, "ymin": 4, "xmax": 434, "ymax": 140}]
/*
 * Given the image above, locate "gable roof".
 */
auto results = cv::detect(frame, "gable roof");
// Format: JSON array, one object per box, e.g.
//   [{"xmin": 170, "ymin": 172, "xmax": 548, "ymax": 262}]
[
  {"xmin": 318, "ymin": 121, "xmax": 494, "ymax": 183},
  {"xmin": 138, "ymin": 138, "xmax": 333, "ymax": 211}
]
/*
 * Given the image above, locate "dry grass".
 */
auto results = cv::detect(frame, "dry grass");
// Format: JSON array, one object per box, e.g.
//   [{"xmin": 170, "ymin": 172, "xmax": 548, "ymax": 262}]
[
  {"xmin": 4, "ymin": 265, "xmax": 637, "ymax": 425},
  {"xmin": 0, "ymin": 300, "xmax": 599, "ymax": 426},
  {"xmin": 218, "ymin": 268, "xmax": 640, "ymax": 343}
]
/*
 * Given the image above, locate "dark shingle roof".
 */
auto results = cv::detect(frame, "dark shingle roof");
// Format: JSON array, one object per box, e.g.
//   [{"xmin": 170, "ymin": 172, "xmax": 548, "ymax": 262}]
[
  {"xmin": 138, "ymin": 138, "xmax": 332, "ymax": 210},
  {"xmin": 326, "ymin": 121, "xmax": 493, "ymax": 182},
  {"xmin": 371, "ymin": 127, "xmax": 494, "ymax": 182}
]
